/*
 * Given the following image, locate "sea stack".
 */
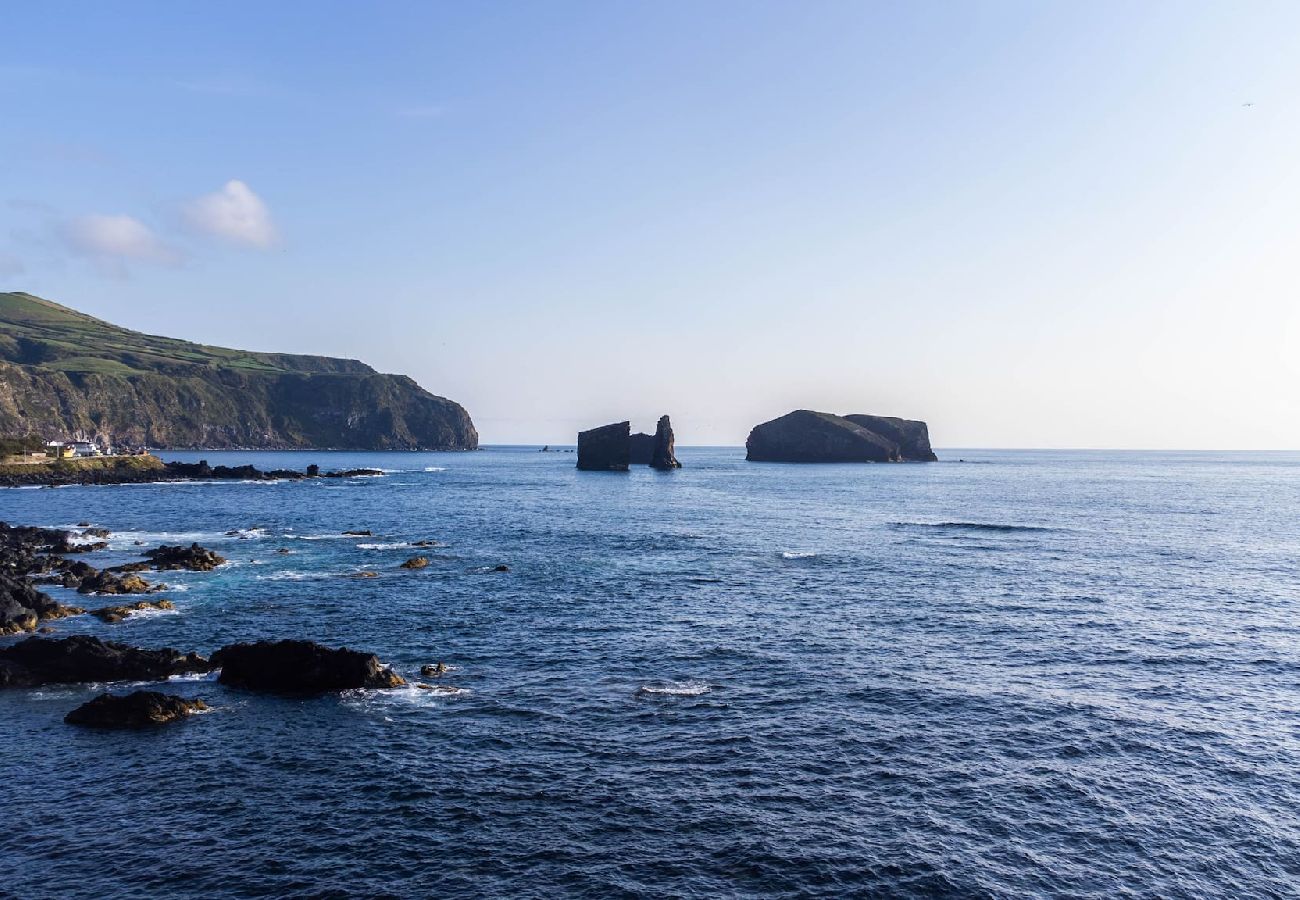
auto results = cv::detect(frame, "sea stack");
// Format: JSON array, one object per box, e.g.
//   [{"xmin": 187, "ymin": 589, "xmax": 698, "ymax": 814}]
[
  {"xmin": 649, "ymin": 415, "xmax": 681, "ymax": 469},
  {"xmin": 577, "ymin": 416, "xmax": 682, "ymax": 470},
  {"xmin": 745, "ymin": 410, "xmax": 937, "ymax": 463},
  {"xmin": 577, "ymin": 421, "xmax": 631, "ymax": 471}
]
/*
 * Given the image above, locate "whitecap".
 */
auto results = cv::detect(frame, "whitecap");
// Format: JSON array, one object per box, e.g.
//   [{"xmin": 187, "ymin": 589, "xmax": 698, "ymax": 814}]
[
  {"xmin": 779, "ymin": 551, "xmax": 819, "ymax": 559},
  {"xmin": 423, "ymin": 466, "xmax": 447, "ymax": 472},
  {"xmin": 357, "ymin": 542, "xmax": 411, "ymax": 550},
  {"xmin": 639, "ymin": 681, "xmax": 712, "ymax": 697},
  {"xmin": 255, "ymin": 570, "xmax": 333, "ymax": 581}
]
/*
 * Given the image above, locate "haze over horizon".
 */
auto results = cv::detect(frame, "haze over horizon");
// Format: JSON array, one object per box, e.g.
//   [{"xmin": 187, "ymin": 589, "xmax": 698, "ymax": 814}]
[{"xmin": 3, "ymin": 2, "xmax": 1298, "ymax": 449}]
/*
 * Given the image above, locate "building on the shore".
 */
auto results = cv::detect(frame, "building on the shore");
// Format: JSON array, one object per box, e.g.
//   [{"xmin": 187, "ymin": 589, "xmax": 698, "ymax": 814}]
[{"xmin": 45, "ymin": 439, "xmax": 111, "ymax": 458}]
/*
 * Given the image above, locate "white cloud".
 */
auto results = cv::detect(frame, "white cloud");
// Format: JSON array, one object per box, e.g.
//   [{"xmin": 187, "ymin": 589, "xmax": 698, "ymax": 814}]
[
  {"xmin": 184, "ymin": 180, "xmax": 278, "ymax": 248},
  {"xmin": 62, "ymin": 214, "xmax": 179, "ymax": 263}
]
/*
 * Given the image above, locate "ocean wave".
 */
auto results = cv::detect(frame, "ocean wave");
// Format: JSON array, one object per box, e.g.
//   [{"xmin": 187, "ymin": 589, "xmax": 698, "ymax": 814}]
[
  {"xmin": 357, "ymin": 542, "xmax": 411, "ymax": 550},
  {"xmin": 255, "ymin": 570, "xmax": 334, "ymax": 581},
  {"xmin": 423, "ymin": 466, "xmax": 447, "ymax": 472},
  {"xmin": 890, "ymin": 521, "xmax": 1056, "ymax": 532},
  {"xmin": 638, "ymin": 681, "xmax": 712, "ymax": 697},
  {"xmin": 779, "ymin": 550, "xmax": 820, "ymax": 560}
]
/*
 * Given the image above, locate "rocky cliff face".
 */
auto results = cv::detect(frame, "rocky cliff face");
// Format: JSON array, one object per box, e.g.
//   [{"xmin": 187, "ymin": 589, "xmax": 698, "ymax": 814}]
[
  {"xmin": 745, "ymin": 410, "xmax": 937, "ymax": 463},
  {"xmin": 0, "ymin": 292, "xmax": 477, "ymax": 450},
  {"xmin": 577, "ymin": 421, "xmax": 631, "ymax": 471}
]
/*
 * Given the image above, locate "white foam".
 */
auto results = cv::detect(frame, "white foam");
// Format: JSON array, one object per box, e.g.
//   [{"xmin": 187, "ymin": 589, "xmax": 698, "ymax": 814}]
[
  {"xmin": 639, "ymin": 681, "xmax": 712, "ymax": 697},
  {"xmin": 423, "ymin": 466, "xmax": 447, "ymax": 472},
  {"xmin": 255, "ymin": 570, "xmax": 333, "ymax": 581},
  {"xmin": 779, "ymin": 551, "xmax": 819, "ymax": 559},
  {"xmin": 357, "ymin": 542, "xmax": 411, "ymax": 550}
]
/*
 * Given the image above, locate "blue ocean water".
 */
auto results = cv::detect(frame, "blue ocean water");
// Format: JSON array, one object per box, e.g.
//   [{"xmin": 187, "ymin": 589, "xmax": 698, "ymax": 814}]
[{"xmin": 2, "ymin": 447, "xmax": 1300, "ymax": 898}]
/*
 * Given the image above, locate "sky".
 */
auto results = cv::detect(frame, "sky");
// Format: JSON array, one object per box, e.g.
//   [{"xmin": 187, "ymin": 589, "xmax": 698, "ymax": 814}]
[{"xmin": 2, "ymin": 1, "xmax": 1299, "ymax": 448}]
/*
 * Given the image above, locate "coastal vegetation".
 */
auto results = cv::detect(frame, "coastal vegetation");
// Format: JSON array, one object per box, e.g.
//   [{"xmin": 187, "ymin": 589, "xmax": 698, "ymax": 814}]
[{"xmin": 0, "ymin": 291, "xmax": 478, "ymax": 451}]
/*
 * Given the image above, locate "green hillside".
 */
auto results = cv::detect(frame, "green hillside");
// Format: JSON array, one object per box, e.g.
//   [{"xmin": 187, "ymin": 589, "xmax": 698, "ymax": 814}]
[
  {"xmin": 0, "ymin": 292, "xmax": 478, "ymax": 451},
  {"xmin": 0, "ymin": 292, "xmax": 373, "ymax": 376}
]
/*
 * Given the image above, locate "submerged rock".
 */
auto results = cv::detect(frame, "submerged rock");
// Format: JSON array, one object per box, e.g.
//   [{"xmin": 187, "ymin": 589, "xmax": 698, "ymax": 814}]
[
  {"xmin": 400, "ymin": 556, "xmax": 430, "ymax": 570},
  {"xmin": 211, "ymin": 640, "xmax": 405, "ymax": 692},
  {"xmin": 745, "ymin": 410, "xmax": 937, "ymax": 463},
  {"xmin": 65, "ymin": 691, "xmax": 208, "ymax": 728},
  {"xmin": 0, "ymin": 636, "xmax": 212, "ymax": 688},
  {"xmin": 143, "ymin": 543, "xmax": 226, "ymax": 571},
  {"xmin": 577, "ymin": 421, "xmax": 630, "ymax": 471},
  {"xmin": 90, "ymin": 599, "xmax": 175, "ymax": 624},
  {"xmin": 342, "ymin": 530, "xmax": 372, "ymax": 536}
]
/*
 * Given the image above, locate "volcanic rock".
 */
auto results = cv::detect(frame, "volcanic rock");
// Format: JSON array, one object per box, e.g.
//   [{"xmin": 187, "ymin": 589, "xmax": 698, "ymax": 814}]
[
  {"xmin": 90, "ymin": 599, "xmax": 175, "ymax": 624},
  {"xmin": 142, "ymin": 543, "xmax": 226, "ymax": 571},
  {"xmin": 210, "ymin": 639, "xmax": 405, "ymax": 692},
  {"xmin": 0, "ymin": 636, "xmax": 212, "ymax": 688},
  {"xmin": 649, "ymin": 415, "xmax": 681, "ymax": 469},
  {"xmin": 577, "ymin": 421, "xmax": 631, "ymax": 471},
  {"xmin": 745, "ymin": 410, "xmax": 937, "ymax": 463},
  {"xmin": 65, "ymin": 691, "xmax": 208, "ymax": 728}
]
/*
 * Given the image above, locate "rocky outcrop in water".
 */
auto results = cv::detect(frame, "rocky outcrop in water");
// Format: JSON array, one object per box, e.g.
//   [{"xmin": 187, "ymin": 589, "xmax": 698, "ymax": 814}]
[
  {"xmin": 578, "ymin": 415, "xmax": 682, "ymax": 470},
  {"xmin": 65, "ymin": 690, "xmax": 208, "ymax": 728},
  {"xmin": 210, "ymin": 639, "xmax": 406, "ymax": 692},
  {"xmin": 649, "ymin": 415, "xmax": 681, "ymax": 470},
  {"xmin": 143, "ymin": 543, "xmax": 226, "ymax": 571},
  {"xmin": 90, "ymin": 599, "xmax": 175, "ymax": 623},
  {"xmin": 577, "ymin": 421, "xmax": 631, "ymax": 471},
  {"xmin": 745, "ymin": 410, "xmax": 937, "ymax": 463},
  {"xmin": 0, "ymin": 575, "xmax": 84, "ymax": 635},
  {"xmin": 0, "ymin": 636, "xmax": 212, "ymax": 687},
  {"xmin": 77, "ymin": 570, "xmax": 161, "ymax": 596}
]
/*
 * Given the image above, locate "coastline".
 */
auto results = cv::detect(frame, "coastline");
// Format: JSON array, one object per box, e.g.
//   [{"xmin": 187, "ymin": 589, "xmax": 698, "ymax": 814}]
[{"xmin": 0, "ymin": 454, "xmax": 384, "ymax": 488}]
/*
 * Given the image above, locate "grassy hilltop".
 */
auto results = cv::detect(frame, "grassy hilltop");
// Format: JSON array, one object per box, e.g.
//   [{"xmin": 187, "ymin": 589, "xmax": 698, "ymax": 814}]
[{"xmin": 0, "ymin": 292, "xmax": 478, "ymax": 450}]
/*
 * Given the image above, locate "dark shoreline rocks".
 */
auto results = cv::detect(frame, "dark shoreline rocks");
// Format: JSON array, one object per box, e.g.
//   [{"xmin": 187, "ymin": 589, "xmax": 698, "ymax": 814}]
[
  {"xmin": 745, "ymin": 410, "xmax": 938, "ymax": 463},
  {"xmin": 210, "ymin": 640, "xmax": 406, "ymax": 692},
  {"xmin": 65, "ymin": 690, "xmax": 207, "ymax": 728},
  {"xmin": 0, "ymin": 457, "xmax": 386, "ymax": 488},
  {"xmin": 143, "ymin": 543, "xmax": 226, "ymax": 571},
  {"xmin": 0, "ymin": 636, "xmax": 213, "ymax": 687}
]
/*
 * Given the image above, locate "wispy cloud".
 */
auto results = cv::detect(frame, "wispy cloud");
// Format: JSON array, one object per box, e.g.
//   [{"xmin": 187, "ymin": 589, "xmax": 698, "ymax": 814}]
[
  {"xmin": 183, "ymin": 180, "xmax": 278, "ymax": 249},
  {"xmin": 60, "ymin": 214, "xmax": 181, "ymax": 277}
]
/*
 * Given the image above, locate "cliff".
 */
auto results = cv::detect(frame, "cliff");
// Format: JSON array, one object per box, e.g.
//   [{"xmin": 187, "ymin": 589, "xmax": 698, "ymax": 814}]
[
  {"xmin": 745, "ymin": 410, "xmax": 937, "ymax": 462},
  {"xmin": 0, "ymin": 292, "xmax": 477, "ymax": 450}
]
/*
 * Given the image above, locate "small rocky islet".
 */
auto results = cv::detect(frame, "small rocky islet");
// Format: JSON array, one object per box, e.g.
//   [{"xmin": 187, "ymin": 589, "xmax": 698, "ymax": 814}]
[{"xmin": 0, "ymin": 519, "xmax": 423, "ymax": 728}]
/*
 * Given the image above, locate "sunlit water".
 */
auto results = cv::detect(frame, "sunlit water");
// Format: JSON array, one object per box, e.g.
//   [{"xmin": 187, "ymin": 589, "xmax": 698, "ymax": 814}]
[{"xmin": 2, "ymin": 447, "xmax": 1299, "ymax": 897}]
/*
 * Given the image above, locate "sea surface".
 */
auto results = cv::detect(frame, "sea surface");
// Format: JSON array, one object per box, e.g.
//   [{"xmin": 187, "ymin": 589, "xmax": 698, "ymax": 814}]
[{"xmin": 2, "ymin": 447, "xmax": 1299, "ymax": 898}]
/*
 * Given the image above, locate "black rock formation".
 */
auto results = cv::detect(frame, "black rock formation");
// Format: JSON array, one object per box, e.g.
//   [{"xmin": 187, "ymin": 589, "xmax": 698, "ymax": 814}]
[
  {"xmin": 65, "ymin": 690, "xmax": 208, "ymax": 728},
  {"xmin": 143, "ymin": 543, "xmax": 226, "ymax": 571},
  {"xmin": 210, "ymin": 639, "xmax": 406, "ymax": 692},
  {"xmin": 577, "ymin": 421, "xmax": 631, "ymax": 471},
  {"xmin": 649, "ymin": 415, "xmax": 681, "ymax": 470},
  {"xmin": 578, "ymin": 415, "xmax": 682, "ymax": 470},
  {"xmin": 0, "ymin": 636, "xmax": 212, "ymax": 687},
  {"xmin": 745, "ymin": 410, "xmax": 937, "ymax": 463},
  {"xmin": 628, "ymin": 431, "xmax": 656, "ymax": 465}
]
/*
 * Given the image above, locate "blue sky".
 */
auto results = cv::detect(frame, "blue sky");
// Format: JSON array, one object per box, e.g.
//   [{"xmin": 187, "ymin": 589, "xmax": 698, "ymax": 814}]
[{"xmin": 3, "ymin": 1, "xmax": 1299, "ymax": 447}]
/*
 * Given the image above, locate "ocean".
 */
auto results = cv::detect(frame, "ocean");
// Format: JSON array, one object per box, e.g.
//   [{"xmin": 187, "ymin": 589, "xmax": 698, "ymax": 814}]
[{"xmin": 2, "ymin": 447, "xmax": 1299, "ymax": 898}]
